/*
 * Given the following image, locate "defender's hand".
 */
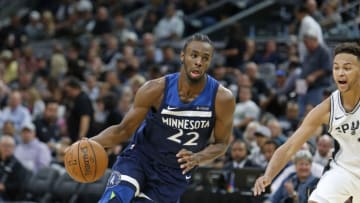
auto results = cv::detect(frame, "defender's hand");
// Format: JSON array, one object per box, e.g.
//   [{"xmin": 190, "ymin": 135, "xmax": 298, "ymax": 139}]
[
  {"xmin": 253, "ymin": 175, "xmax": 271, "ymax": 196},
  {"xmin": 176, "ymin": 149, "xmax": 199, "ymax": 174}
]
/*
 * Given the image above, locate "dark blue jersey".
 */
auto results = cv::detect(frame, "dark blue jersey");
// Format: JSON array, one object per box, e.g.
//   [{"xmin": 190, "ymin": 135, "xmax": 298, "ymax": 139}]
[{"xmin": 130, "ymin": 73, "xmax": 219, "ymax": 168}]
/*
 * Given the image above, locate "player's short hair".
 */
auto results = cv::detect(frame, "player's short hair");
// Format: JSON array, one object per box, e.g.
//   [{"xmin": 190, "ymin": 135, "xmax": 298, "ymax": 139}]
[
  {"xmin": 293, "ymin": 150, "xmax": 313, "ymax": 164},
  {"xmin": 334, "ymin": 42, "xmax": 360, "ymax": 61},
  {"xmin": 182, "ymin": 33, "xmax": 214, "ymax": 52}
]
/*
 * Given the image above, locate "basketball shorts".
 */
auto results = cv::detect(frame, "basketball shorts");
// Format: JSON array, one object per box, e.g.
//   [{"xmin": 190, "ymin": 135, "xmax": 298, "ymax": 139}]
[
  {"xmin": 309, "ymin": 163, "xmax": 360, "ymax": 203},
  {"xmin": 98, "ymin": 148, "xmax": 188, "ymax": 203}
]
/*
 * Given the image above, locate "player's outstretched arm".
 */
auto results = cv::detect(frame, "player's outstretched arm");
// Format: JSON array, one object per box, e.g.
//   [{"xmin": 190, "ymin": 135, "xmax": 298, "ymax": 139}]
[
  {"xmin": 177, "ymin": 85, "xmax": 235, "ymax": 174},
  {"xmin": 91, "ymin": 78, "xmax": 164, "ymax": 148},
  {"xmin": 253, "ymin": 98, "xmax": 330, "ymax": 196}
]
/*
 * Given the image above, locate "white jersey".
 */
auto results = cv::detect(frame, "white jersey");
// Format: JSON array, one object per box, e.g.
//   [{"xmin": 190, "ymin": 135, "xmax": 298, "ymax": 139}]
[{"xmin": 328, "ymin": 90, "xmax": 360, "ymax": 177}]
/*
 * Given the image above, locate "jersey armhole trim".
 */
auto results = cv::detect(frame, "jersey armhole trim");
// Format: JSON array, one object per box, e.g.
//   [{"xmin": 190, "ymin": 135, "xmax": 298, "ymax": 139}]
[{"xmin": 328, "ymin": 93, "xmax": 334, "ymax": 133}]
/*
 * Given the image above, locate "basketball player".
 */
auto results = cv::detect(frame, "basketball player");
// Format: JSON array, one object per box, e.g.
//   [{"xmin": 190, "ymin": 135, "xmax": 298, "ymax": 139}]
[
  {"xmin": 253, "ymin": 42, "xmax": 360, "ymax": 202},
  {"xmin": 92, "ymin": 34, "xmax": 235, "ymax": 203}
]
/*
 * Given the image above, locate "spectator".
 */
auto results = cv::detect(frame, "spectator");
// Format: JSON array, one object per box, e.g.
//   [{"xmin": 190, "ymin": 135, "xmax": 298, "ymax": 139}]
[
  {"xmin": 1, "ymin": 50, "xmax": 18, "ymax": 84},
  {"xmin": 0, "ymin": 135, "xmax": 30, "ymax": 201},
  {"xmin": 267, "ymin": 119, "xmax": 288, "ymax": 146},
  {"xmin": 233, "ymin": 86, "xmax": 260, "ymax": 134},
  {"xmin": 42, "ymin": 10, "xmax": 56, "ymax": 38},
  {"xmin": 306, "ymin": 0, "xmax": 323, "ymax": 22},
  {"xmin": 1, "ymin": 120, "xmax": 21, "ymax": 144},
  {"xmin": 262, "ymin": 140, "xmax": 279, "ymax": 168},
  {"xmin": 267, "ymin": 150, "xmax": 319, "ymax": 203},
  {"xmin": 249, "ymin": 125, "xmax": 272, "ymax": 168},
  {"xmin": 313, "ymin": 134, "xmax": 333, "ymax": 167},
  {"xmin": 154, "ymin": 3, "xmax": 184, "ymax": 41},
  {"xmin": 220, "ymin": 23, "xmax": 247, "ymax": 68},
  {"xmin": 224, "ymin": 140, "xmax": 259, "ymax": 170},
  {"xmin": 319, "ymin": 1, "xmax": 342, "ymax": 30},
  {"xmin": 294, "ymin": 5, "xmax": 324, "ymax": 62},
  {"xmin": 25, "ymin": 10, "xmax": 44, "ymax": 41},
  {"xmin": 33, "ymin": 99, "xmax": 61, "ymax": 144},
  {"xmin": 244, "ymin": 62, "xmax": 272, "ymax": 108},
  {"xmin": 64, "ymin": 77, "xmax": 94, "ymax": 143},
  {"xmin": 254, "ymin": 39, "xmax": 283, "ymax": 65},
  {"xmin": 92, "ymin": 6, "xmax": 112, "ymax": 36},
  {"xmin": 0, "ymin": 91, "xmax": 32, "ymax": 132},
  {"xmin": 159, "ymin": 46, "xmax": 181, "ymax": 74},
  {"xmin": 296, "ymin": 28, "xmax": 332, "ymax": 118},
  {"xmin": 14, "ymin": 122, "xmax": 52, "ymax": 173}
]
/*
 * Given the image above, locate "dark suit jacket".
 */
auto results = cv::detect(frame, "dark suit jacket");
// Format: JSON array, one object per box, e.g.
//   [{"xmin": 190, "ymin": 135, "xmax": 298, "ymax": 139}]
[{"xmin": 223, "ymin": 159, "xmax": 261, "ymax": 171}]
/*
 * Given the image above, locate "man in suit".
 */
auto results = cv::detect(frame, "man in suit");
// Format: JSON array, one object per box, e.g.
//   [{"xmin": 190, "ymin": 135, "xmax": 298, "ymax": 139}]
[{"xmin": 224, "ymin": 139, "xmax": 260, "ymax": 170}]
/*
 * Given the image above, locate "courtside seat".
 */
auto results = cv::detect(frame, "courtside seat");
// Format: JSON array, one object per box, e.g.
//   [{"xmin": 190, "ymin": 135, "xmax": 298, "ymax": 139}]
[
  {"xmin": 50, "ymin": 172, "xmax": 81, "ymax": 203},
  {"xmin": 74, "ymin": 169, "xmax": 112, "ymax": 203},
  {"xmin": 23, "ymin": 167, "xmax": 60, "ymax": 203}
]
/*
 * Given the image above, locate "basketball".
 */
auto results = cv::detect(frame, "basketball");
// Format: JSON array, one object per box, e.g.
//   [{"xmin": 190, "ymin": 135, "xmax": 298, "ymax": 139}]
[{"xmin": 64, "ymin": 138, "xmax": 108, "ymax": 183}]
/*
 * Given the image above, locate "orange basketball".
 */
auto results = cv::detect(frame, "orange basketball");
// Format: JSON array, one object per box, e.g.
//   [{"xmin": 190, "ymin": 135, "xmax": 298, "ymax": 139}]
[{"xmin": 64, "ymin": 139, "xmax": 108, "ymax": 183}]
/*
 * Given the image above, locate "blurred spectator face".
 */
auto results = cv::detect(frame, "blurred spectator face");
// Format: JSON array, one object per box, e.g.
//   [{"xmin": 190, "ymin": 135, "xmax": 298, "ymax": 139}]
[
  {"xmin": 64, "ymin": 85, "xmax": 77, "ymax": 98},
  {"xmin": 267, "ymin": 120, "xmax": 282, "ymax": 138},
  {"xmin": 238, "ymin": 86, "xmax": 251, "ymax": 102},
  {"xmin": 114, "ymin": 13, "xmax": 126, "ymax": 28},
  {"xmin": 86, "ymin": 75, "xmax": 97, "ymax": 89},
  {"xmin": 0, "ymin": 136, "xmax": 15, "ymax": 160},
  {"xmin": 3, "ymin": 121, "xmax": 15, "ymax": 136},
  {"xmin": 263, "ymin": 142, "xmax": 276, "ymax": 162},
  {"xmin": 286, "ymin": 102, "xmax": 299, "ymax": 119},
  {"xmin": 106, "ymin": 71, "xmax": 119, "ymax": 85},
  {"xmin": 165, "ymin": 4, "xmax": 176, "ymax": 18},
  {"xmin": 245, "ymin": 62, "xmax": 258, "ymax": 80},
  {"xmin": 163, "ymin": 47, "xmax": 175, "ymax": 61},
  {"xmin": 295, "ymin": 159, "xmax": 312, "ymax": 180},
  {"xmin": 143, "ymin": 33, "xmax": 155, "ymax": 46},
  {"xmin": 212, "ymin": 66, "xmax": 226, "ymax": 80},
  {"xmin": 231, "ymin": 141, "xmax": 248, "ymax": 162},
  {"xmin": 21, "ymin": 128, "xmax": 35, "ymax": 144},
  {"xmin": 44, "ymin": 102, "xmax": 59, "ymax": 122},
  {"xmin": 97, "ymin": 7, "xmax": 108, "ymax": 21},
  {"xmin": 237, "ymin": 74, "xmax": 251, "ymax": 87},
  {"xmin": 265, "ymin": 40, "xmax": 277, "ymax": 54},
  {"xmin": 8, "ymin": 91, "xmax": 22, "ymax": 109},
  {"xmin": 306, "ymin": 0, "xmax": 318, "ymax": 13},
  {"xmin": 317, "ymin": 136, "xmax": 332, "ymax": 157}
]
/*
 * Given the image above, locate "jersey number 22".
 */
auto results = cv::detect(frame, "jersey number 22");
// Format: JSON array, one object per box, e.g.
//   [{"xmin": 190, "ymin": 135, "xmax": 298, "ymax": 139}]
[{"xmin": 167, "ymin": 129, "xmax": 199, "ymax": 146}]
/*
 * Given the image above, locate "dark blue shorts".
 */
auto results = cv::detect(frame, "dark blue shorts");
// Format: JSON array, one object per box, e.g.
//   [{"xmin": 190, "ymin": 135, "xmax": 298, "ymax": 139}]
[{"xmin": 99, "ymin": 148, "xmax": 189, "ymax": 203}]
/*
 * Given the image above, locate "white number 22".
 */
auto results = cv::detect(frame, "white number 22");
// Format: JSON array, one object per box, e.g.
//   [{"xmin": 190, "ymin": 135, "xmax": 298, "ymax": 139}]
[{"xmin": 167, "ymin": 129, "xmax": 199, "ymax": 146}]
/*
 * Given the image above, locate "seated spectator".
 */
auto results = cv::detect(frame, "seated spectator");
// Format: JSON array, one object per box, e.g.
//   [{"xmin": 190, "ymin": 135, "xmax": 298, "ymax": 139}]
[
  {"xmin": 233, "ymin": 86, "xmax": 260, "ymax": 134},
  {"xmin": 0, "ymin": 135, "xmax": 30, "ymax": 201},
  {"xmin": 0, "ymin": 91, "xmax": 32, "ymax": 132},
  {"xmin": 33, "ymin": 99, "xmax": 61, "ymax": 144},
  {"xmin": 267, "ymin": 150, "xmax": 319, "ymax": 203},
  {"xmin": 266, "ymin": 118, "xmax": 288, "ymax": 146},
  {"xmin": 154, "ymin": 3, "xmax": 184, "ymax": 41},
  {"xmin": 25, "ymin": 10, "xmax": 44, "ymax": 40},
  {"xmin": 1, "ymin": 120, "xmax": 21, "ymax": 144},
  {"xmin": 14, "ymin": 122, "xmax": 52, "ymax": 173},
  {"xmin": 249, "ymin": 125, "xmax": 271, "ymax": 168},
  {"xmin": 224, "ymin": 140, "xmax": 259, "ymax": 170},
  {"xmin": 313, "ymin": 134, "xmax": 333, "ymax": 167}
]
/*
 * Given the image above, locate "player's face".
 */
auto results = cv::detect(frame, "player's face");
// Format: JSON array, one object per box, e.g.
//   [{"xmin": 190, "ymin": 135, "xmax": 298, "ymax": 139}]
[
  {"xmin": 181, "ymin": 41, "xmax": 214, "ymax": 83},
  {"xmin": 333, "ymin": 53, "xmax": 360, "ymax": 92}
]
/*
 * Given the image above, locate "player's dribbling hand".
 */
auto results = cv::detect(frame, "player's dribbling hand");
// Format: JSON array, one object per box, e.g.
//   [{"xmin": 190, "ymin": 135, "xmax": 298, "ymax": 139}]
[
  {"xmin": 253, "ymin": 175, "xmax": 271, "ymax": 196},
  {"xmin": 176, "ymin": 149, "xmax": 199, "ymax": 174}
]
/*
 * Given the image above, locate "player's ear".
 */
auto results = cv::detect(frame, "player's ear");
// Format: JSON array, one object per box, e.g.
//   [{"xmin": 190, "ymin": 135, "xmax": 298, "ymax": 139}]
[{"xmin": 180, "ymin": 51, "xmax": 184, "ymax": 64}]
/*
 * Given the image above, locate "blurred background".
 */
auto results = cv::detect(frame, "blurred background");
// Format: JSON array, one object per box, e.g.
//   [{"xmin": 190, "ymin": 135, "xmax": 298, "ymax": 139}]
[{"xmin": 0, "ymin": 0, "xmax": 359, "ymax": 202}]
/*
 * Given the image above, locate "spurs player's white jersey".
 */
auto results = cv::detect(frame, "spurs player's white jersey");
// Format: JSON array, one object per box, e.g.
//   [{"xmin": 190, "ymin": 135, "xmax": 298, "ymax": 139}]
[{"xmin": 329, "ymin": 90, "xmax": 360, "ymax": 177}]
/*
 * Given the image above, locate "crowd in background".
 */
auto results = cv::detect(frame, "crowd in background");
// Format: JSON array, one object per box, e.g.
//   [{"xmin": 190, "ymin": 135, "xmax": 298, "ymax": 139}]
[{"xmin": 0, "ymin": 0, "xmax": 359, "ymax": 202}]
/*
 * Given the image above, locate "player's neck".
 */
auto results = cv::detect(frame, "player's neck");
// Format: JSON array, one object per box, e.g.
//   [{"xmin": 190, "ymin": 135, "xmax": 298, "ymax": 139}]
[
  {"xmin": 178, "ymin": 72, "xmax": 207, "ymax": 103},
  {"xmin": 341, "ymin": 88, "xmax": 360, "ymax": 111}
]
